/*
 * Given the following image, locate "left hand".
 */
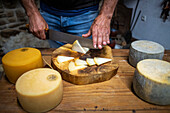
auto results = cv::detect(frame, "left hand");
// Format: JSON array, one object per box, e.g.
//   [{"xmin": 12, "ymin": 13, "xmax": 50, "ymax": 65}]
[{"xmin": 82, "ymin": 14, "xmax": 111, "ymax": 49}]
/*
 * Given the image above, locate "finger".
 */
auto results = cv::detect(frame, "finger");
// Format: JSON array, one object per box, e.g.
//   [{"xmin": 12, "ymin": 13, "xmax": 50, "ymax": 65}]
[
  {"xmin": 46, "ymin": 24, "xmax": 49, "ymax": 29},
  {"xmin": 82, "ymin": 28, "xmax": 92, "ymax": 38},
  {"xmin": 34, "ymin": 27, "xmax": 43, "ymax": 39},
  {"xmin": 92, "ymin": 25, "xmax": 97, "ymax": 48},
  {"xmin": 106, "ymin": 33, "xmax": 110, "ymax": 44},
  {"xmin": 32, "ymin": 28, "xmax": 40, "ymax": 38},
  {"xmin": 98, "ymin": 32, "xmax": 102, "ymax": 49},
  {"xmin": 40, "ymin": 29, "xmax": 46, "ymax": 40},
  {"xmin": 102, "ymin": 28, "xmax": 107, "ymax": 45},
  {"xmin": 102, "ymin": 34, "xmax": 107, "ymax": 45},
  {"xmin": 106, "ymin": 30, "xmax": 110, "ymax": 44}
]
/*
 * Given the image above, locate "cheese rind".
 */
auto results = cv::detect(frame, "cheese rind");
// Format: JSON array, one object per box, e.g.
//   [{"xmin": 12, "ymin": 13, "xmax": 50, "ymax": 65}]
[
  {"xmin": 129, "ymin": 40, "xmax": 164, "ymax": 67},
  {"xmin": 2, "ymin": 47, "xmax": 43, "ymax": 83},
  {"xmin": 16, "ymin": 68, "xmax": 63, "ymax": 112},
  {"xmin": 133, "ymin": 59, "xmax": 170, "ymax": 105}
]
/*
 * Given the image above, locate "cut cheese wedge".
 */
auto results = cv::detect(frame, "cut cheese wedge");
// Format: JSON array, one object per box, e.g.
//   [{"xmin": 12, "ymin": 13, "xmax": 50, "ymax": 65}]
[
  {"xmin": 72, "ymin": 40, "xmax": 86, "ymax": 54},
  {"xmin": 68, "ymin": 61, "xmax": 87, "ymax": 72},
  {"xmin": 56, "ymin": 56, "xmax": 74, "ymax": 63},
  {"xmin": 94, "ymin": 57, "xmax": 112, "ymax": 65},
  {"xmin": 16, "ymin": 68, "xmax": 63, "ymax": 112},
  {"xmin": 129, "ymin": 40, "xmax": 164, "ymax": 67},
  {"xmin": 133, "ymin": 59, "xmax": 170, "ymax": 105},
  {"xmin": 86, "ymin": 58, "xmax": 96, "ymax": 66},
  {"xmin": 2, "ymin": 47, "xmax": 43, "ymax": 83},
  {"xmin": 83, "ymin": 47, "xmax": 89, "ymax": 53},
  {"xmin": 75, "ymin": 59, "xmax": 87, "ymax": 66}
]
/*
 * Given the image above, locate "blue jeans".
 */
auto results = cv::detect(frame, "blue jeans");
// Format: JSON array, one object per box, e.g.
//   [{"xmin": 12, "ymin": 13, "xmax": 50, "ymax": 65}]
[{"xmin": 40, "ymin": 10, "xmax": 99, "ymax": 48}]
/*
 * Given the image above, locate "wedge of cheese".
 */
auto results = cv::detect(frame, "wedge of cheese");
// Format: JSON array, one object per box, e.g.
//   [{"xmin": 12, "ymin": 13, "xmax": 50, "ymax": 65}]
[
  {"xmin": 56, "ymin": 56, "xmax": 74, "ymax": 63},
  {"xmin": 86, "ymin": 58, "xmax": 96, "ymax": 66},
  {"xmin": 68, "ymin": 61, "xmax": 87, "ymax": 72},
  {"xmin": 129, "ymin": 40, "xmax": 164, "ymax": 67},
  {"xmin": 75, "ymin": 59, "xmax": 87, "ymax": 66},
  {"xmin": 133, "ymin": 59, "xmax": 170, "ymax": 105},
  {"xmin": 72, "ymin": 40, "xmax": 86, "ymax": 54},
  {"xmin": 16, "ymin": 68, "xmax": 63, "ymax": 112},
  {"xmin": 2, "ymin": 47, "xmax": 43, "ymax": 83},
  {"xmin": 94, "ymin": 57, "xmax": 112, "ymax": 65},
  {"xmin": 83, "ymin": 47, "xmax": 90, "ymax": 53}
]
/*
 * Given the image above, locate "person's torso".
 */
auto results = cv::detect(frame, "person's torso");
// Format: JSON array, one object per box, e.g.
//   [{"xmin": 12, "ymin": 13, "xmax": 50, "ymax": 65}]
[{"xmin": 41, "ymin": 0, "xmax": 101, "ymax": 10}]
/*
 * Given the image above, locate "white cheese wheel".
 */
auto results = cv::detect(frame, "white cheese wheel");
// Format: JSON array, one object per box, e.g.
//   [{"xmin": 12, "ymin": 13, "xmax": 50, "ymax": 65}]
[
  {"xmin": 133, "ymin": 59, "xmax": 170, "ymax": 105},
  {"xmin": 129, "ymin": 40, "xmax": 164, "ymax": 67},
  {"xmin": 16, "ymin": 68, "xmax": 63, "ymax": 112},
  {"xmin": 2, "ymin": 47, "xmax": 43, "ymax": 83}
]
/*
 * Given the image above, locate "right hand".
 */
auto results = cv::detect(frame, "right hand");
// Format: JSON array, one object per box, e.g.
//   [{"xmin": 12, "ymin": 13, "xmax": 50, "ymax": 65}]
[{"xmin": 28, "ymin": 12, "xmax": 48, "ymax": 40}]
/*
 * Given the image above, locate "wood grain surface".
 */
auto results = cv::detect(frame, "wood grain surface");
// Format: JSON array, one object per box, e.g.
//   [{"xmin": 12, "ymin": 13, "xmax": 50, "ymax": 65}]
[
  {"xmin": 51, "ymin": 44, "xmax": 118, "ymax": 85},
  {"xmin": 0, "ymin": 49, "xmax": 170, "ymax": 113}
]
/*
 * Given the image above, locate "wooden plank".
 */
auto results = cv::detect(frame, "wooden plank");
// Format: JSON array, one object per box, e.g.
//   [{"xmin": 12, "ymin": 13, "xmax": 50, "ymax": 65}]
[
  {"xmin": 0, "ymin": 49, "xmax": 170, "ymax": 113},
  {"xmin": 1, "ymin": 75, "xmax": 170, "ymax": 113}
]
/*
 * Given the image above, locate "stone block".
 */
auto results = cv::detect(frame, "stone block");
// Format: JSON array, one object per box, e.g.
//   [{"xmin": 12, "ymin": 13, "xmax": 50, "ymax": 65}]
[
  {"xmin": 8, "ymin": 17, "xmax": 16, "ymax": 23},
  {"xmin": 6, "ymin": 11, "xmax": 14, "ymax": 17},
  {"xmin": 18, "ymin": 17, "xmax": 28, "ymax": 22},
  {"xmin": 16, "ymin": 9, "xmax": 26, "ymax": 18},
  {"xmin": 19, "ymin": 25, "xmax": 27, "ymax": 30},
  {"xmin": 0, "ymin": 13, "xmax": 6, "ymax": 18},
  {"xmin": 2, "ymin": 0, "xmax": 19, "ymax": 9},
  {"xmin": 0, "ymin": 19, "xmax": 7, "ymax": 26},
  {"xmin": 8, "ymin": 22, "xmax": 25, "ymax": 28},
  {"xmin": 0, "ymin": 9, "xmax": 4, "ymax": 13},
  {"xmin": 0, "ymin": 29, "xmax": 20, "ymax": 38},
  {"xmin": 0, "ymin": 0, "xmax": 3, "ymax": 8},
  {"xmin": 0, "ymin": 25, "xmax": 7, "ymax": 30}
]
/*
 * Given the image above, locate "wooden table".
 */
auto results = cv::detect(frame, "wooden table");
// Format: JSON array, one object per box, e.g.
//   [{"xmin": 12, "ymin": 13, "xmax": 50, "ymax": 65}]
[{"xmin": 0, "ymin": 49, "xmax": 170, "ymax": 113}]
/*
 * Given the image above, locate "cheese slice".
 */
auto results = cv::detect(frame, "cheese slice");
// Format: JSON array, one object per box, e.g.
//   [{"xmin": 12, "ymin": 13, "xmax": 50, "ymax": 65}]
[
  {"xmin": 2, "ymin": 47, "xmax": 43, "ymax": 83},
  {"xmin": 68, "ymin": 61, "xmax": 87, "ymax": 72},
  {"xmin": 75, "ymin": 59, "xmax": 87, "ymax": 66},
  {"xmin": 16, "ymin": 68, "xmax": 63, "ymax": 112},
  {"xmin": 94, "ymin": 57, "xmax": 112, "ymax": 65},
  {"xmin": 133, "ymin": 59, "xmax": 170, "ymax": 105},
  {"xmin": 72, "ymin": 40, "xmax": 86, "ymax": 54},
  {"xmin": 56, "ymin": 56, "xmax": 74, "ymax": 63},
  {"xmin": 129, "ymin": 40, "xmax": 164, "ymax": 67},
  {"xmin": 86, "ymin": 58, "xmax": 96, "ymax": 66}
]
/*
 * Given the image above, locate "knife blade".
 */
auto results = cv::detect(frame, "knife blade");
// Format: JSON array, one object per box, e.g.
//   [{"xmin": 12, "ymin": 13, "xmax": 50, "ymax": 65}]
[{"xmin": 48, "ymin": 29, "xmax": 96, "ymax": 49}]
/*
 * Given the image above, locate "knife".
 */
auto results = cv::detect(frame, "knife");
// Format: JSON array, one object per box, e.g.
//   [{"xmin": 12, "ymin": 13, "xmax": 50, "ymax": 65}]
[
  {"xmin": 26, "ymin": 24, "xmax": 96, "ymax": 49},
  {"xmin": 48, "ymin": 29, "xmax": 96, "ymax": 49}
]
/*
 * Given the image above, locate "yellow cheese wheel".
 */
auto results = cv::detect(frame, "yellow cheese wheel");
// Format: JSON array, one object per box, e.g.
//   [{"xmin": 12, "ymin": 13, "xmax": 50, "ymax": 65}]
[
  {"xmin": 133, "ymin": 59, "xmax": 170, "ymax": 105},
  {"xmin": 2, "ymin": 47, "xmax": 43, "ymax": 83},
  {"xmin": 16, "ymin": 68, "xmax": 63, "ymax": 112}
]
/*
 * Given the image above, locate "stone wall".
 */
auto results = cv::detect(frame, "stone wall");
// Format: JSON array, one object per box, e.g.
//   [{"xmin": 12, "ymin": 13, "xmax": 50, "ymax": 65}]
[
  {"xmin": 0, "ymin": 0, "xmax": 28, "ymax": 38},
  {"xmin": 0, "ymin": 0, "xmax": 49, "ymax": 54}
]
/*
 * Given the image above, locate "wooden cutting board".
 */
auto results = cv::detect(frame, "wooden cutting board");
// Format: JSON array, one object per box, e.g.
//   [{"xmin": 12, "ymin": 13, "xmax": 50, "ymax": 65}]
[{"xmin": 51, "ymin": 44, "xmax": 118, "ymax": 85}]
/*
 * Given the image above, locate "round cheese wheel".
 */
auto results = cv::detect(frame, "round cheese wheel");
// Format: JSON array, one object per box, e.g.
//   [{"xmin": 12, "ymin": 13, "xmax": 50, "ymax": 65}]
[
  {"xmin": 129, "ymin": 40, "xmax": 164, "ymax": 67},
  {"xmin": 133, "ymin": 59, "xmax": 170, "ymax": 105},
  {"xmin": 16, "ymin": 68, "xmax": 63, "ymax": 112},
  {"xmin": 2, "ymin": 47, "xmax": 43, "ymax": 83}
]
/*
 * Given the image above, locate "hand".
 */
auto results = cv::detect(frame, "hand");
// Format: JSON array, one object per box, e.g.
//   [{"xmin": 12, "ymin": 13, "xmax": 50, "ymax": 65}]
[
  {"xmin": 28, "ymin": 12, "xmax": 48, "ymax": 40},
  {"xmin": 82, "ymin": 14, "xmax": 111, "ymax": 49}
]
